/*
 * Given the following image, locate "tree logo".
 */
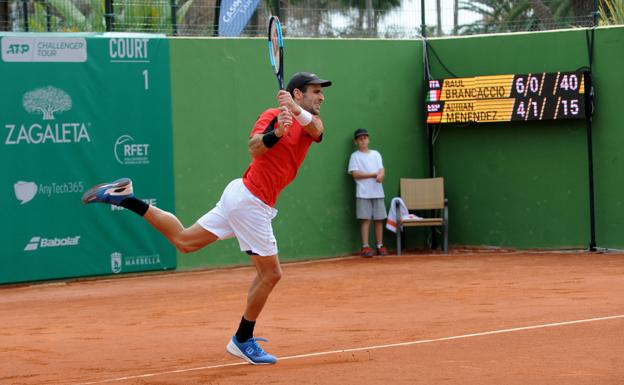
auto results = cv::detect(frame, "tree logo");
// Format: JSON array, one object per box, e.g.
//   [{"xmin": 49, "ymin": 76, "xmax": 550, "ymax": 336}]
[{"xmin": 22, "ymin": 86, "xmax": 72, "ymax": 120}]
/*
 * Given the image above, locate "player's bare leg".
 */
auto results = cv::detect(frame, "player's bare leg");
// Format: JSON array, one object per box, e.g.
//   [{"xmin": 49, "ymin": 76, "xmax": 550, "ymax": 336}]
[
  {"xmin": 244, "ymin": 255, "xmax": 282, "ymax": 321},
  {"xmin": 144, "ymin": 206, "xmax": 218, "ymax": 253},
  {"xmin": 226, "ymin": 254, "xmax": 281, "ymax": 365}
]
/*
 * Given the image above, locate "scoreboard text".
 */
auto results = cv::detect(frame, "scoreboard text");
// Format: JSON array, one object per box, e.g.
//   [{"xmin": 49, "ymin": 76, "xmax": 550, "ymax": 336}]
[{"xmin": 426, "ymin": 71, "xmax": 588, "ymax": 124}]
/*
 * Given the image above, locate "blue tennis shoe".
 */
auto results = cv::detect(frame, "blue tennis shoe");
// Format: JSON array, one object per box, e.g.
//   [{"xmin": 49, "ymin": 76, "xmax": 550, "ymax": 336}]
[
  {"xmin": 82, "ymin": 178, "xmax": 134, "ymax": 206},
  {"xmin": 226, "ymin": 336, "xmax": 277, "ymax": 365}
]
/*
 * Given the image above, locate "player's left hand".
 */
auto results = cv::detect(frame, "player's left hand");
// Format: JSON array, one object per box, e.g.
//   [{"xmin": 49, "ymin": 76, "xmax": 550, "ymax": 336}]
[
  {"xmin": 277, "ymin": 90, "xmax": 300, "ymax": 115},
  {"xmin": 276, "ymin": 106, "xmax": 292, "ymax": 135}
]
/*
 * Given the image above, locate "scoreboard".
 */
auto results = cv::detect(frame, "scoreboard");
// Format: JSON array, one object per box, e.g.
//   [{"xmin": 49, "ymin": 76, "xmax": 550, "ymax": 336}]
[{"xmin": 426, "ymin": 71, "xmax": 589, "ymax": 124}]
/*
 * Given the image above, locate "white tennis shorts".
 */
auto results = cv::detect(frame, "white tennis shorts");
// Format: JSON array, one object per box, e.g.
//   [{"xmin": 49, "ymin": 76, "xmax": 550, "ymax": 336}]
[{"xmin": 197, "ymin": 178, "xmax": 278, "ymax": 256}]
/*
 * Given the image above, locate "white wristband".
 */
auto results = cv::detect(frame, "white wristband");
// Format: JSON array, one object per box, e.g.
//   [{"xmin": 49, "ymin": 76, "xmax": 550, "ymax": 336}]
[{"xmin": 294, "ymin": 108, "xmax": 313, "ymax": 126}]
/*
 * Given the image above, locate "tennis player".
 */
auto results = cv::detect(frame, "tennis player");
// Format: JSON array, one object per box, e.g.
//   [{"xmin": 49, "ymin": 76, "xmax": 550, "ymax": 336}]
[{"xmin": 82, "ymin": 72, "xmax": 331, "ymax": 365}]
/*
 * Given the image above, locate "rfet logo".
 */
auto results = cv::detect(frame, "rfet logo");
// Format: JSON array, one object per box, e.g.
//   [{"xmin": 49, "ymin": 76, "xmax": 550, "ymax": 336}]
[{"xmin": 114, "ymin": 135, "xmax": 150, "ymax": 165}]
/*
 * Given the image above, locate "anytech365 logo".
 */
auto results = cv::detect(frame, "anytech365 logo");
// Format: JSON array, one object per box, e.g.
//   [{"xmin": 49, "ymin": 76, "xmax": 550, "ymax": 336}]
[
  {"xmin": 14, "ymin": 181, "xmax": 38, "ymax": 205},
  {"xmin": 4, "ymin": 86, "xmax": 91, "ymax": 145},
  {"xmin": 24, "ymin": 235, "xmax": 80, "ymax": 251},
  {"xmin": 14, "ymin": 180, "xmax": 84, "ymax": 205}
]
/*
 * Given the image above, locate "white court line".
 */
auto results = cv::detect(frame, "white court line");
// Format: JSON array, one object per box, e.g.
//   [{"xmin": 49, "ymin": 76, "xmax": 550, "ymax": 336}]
[{"xmin": 70, "ymin": 314, "xmax": 624, "ymax": 385}]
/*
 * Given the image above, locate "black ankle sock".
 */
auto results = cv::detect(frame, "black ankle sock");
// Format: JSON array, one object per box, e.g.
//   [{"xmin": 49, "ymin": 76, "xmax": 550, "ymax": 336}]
[
  {"xmin": 120, "ymin": 197, "xmax": 149, "ymax": 216},
  {"xmin": 235, "ymin": 316, "xmax": 256, "ymax": 343}
]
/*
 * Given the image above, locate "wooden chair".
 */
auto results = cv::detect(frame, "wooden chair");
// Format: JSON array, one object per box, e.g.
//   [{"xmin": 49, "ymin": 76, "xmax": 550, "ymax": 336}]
[{"xmin": 396, "ymin": 177, "xmax": 448, "ymax": 254}]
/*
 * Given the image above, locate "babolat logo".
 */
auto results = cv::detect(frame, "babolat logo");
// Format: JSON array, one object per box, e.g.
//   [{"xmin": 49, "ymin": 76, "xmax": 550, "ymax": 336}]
[
  {"xmin": 24, "ymin": 235, "xmax": 80, "ymax": 251},
  {"xmin": 4, "ymin": 86, "xmax": 91, "ymax": 145},
  {"xmin": 114, "ymin": 134, "xmax": 150, "ymax": 165}
]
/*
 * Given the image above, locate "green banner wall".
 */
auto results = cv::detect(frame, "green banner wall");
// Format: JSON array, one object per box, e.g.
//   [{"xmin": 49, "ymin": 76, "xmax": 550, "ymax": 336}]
[
  {"xmin": 0, "ymin": 33, "xmax": 176, "ymax": 284},
  {"xmin": 169, "ymin": 27, "xmax": 624, "ymax": 272},
  {"xmin": 3, "ymin": 26, "xmax": 623, "ymax": 282},
  {"xmin": 169, "ymin": 38, "xmax": 426, "ymax": 269},
  {"xmin": 426, "ymin": 26, "xmax": 624, "ymax": 249}
]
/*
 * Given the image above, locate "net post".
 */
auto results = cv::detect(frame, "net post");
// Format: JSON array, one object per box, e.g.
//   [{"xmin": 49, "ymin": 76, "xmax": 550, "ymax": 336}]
[
  {"xmin": 170, "ymin": 0, "xmax": 178, "ymax": 36},
  {"xmin": 104, "ymin": 0, "xmax": 114, "ymax": 32},
  {"xmin": 22, "ymin": 0, "xmax": 29, "ymax": 32}
]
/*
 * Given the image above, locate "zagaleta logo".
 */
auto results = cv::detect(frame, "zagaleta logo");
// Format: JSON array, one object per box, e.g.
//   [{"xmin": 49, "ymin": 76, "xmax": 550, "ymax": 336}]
[{"xmin": 4, "ymin": 86, "xmax": 91, "ymax": 146}]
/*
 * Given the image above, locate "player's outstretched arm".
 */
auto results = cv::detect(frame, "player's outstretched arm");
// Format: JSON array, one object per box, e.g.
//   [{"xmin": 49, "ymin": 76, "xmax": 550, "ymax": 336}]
[{"xmin": 248, "ymin": 107, "xmax": 291, "ymax": 158}]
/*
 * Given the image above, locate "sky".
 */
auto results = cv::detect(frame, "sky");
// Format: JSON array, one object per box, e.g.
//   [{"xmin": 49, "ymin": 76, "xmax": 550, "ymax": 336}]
[{"xmin": 380, "ymin": 0, "xmax": 481, "ymax": 36}]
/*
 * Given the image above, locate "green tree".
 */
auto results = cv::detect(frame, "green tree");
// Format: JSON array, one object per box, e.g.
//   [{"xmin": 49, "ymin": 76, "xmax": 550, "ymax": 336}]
[
  {"xmin": 459, "ymin": 0, "xmax": 599, "ymax": 35},
  {"xmin": 23, "ymin": 0, "xmax": 195, "ymax": 33},
  {"xmin": 599, "ymin": 0, "xmax": 624, "ymax": 24}
]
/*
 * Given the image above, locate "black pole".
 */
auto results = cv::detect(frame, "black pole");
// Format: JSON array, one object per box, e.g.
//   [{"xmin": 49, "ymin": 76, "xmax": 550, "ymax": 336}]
[
  {"xmin": 585, "ymin": 71, "xmax": 596, "ymax": 252},
  {"xmin": 585, "ymin": 13, "xmax": 597, "ymax": 251},
  {"xmin": 213, "ymin": 0, "xmax": 221, "ymax": 36},
  {"xmin": 22, "ymin": 0, "xmax": 29, "ymax": 32},
  {"xmin": 104, "ymin": 0, "xmax": 113, "ymax": 32},
  {"xmin": 586, "ymin": 4, "xmax": 598, "ymax": 252},
  {"xmin": 420, "ymin": 0, "xmax": 426, "ymax": 37},
  {"xmin": 170, "ymin": 0, "xmax": 178, "ymax": 35},
  {"xmin": 422, "ymin": 0, "xmax": 431, "ymax": 177},
  {"xmin": 45, "ymin": 0, "xmax": 51, "ymax": 31},
  {"xmin": 271, "ymin": 0, "xmax": 281, "ymax": 19}
]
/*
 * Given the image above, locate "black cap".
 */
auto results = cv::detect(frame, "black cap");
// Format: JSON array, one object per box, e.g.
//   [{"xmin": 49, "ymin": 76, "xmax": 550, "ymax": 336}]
[
  {"xmin": 286, "ymin": 72, "xmax": 332, "ymax": 94},
  {"xmin": 353, "ymin": 128, "xmax": 368, "ymax": 139}
]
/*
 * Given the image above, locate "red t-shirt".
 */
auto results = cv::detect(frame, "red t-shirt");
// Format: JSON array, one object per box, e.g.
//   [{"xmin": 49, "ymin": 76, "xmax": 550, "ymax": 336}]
[{"xmin": 242, "ymin": 108, "xmax": 321, "ymax": 207}]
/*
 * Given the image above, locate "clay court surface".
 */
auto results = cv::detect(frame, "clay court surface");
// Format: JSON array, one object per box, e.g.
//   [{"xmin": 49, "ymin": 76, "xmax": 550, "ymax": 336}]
[{"xmin": 2, "ymin": 250, "xmax": 624, "ymax": 385}]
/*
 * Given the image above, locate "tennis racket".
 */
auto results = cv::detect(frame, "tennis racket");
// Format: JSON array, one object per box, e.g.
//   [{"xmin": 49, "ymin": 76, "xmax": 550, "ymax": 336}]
[{"xmin": 268, "ymin": 16, "xmax": 284, "ymax": 90}]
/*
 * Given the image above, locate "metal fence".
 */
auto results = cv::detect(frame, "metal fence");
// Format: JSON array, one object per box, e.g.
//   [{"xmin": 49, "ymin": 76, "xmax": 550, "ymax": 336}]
[{"xmin": 0, "ymin": 0, "xmax": 622, "ymax": 37}]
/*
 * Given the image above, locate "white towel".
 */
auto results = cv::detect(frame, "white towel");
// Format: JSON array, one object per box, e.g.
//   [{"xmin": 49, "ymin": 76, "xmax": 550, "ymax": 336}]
[{"xmin": 386, "ymin": 197, "xmax": 423, "ymax": 233}]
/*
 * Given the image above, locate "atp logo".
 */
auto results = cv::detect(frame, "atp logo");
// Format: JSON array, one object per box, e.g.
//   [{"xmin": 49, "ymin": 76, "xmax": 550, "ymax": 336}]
[
  {"xmin": 14, "ymin": 181, "xmax": 38, "ymax": 204},
  {"xmin": 23, "ymin": 86, "xmax": 72, "ymax": 120}
]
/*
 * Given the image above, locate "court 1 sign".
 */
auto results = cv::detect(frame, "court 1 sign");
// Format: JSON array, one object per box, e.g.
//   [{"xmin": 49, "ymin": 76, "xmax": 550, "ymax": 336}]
[{"xmin": 0, "ymin": 33, "xmax": 176, "ymax": 284}]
